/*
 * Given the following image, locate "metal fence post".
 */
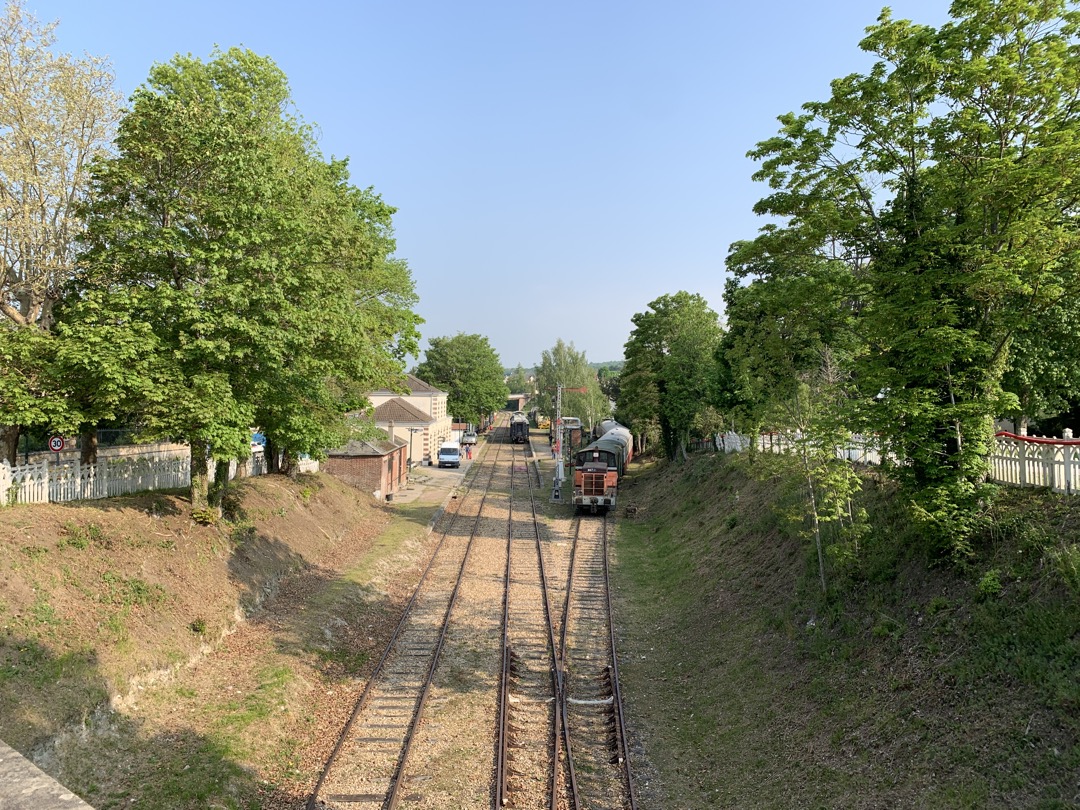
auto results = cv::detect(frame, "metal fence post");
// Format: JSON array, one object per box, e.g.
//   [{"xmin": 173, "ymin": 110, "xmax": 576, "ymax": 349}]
[{"xmin": 1065, "ymin": 429, "xmax": 1074, "ymax": 495}]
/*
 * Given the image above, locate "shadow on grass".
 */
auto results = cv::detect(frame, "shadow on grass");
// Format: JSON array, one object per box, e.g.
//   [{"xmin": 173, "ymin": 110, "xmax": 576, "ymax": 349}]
[
  {"xmin": 62, "ymin": 722, "xmax": 306, "ymax": 810},
  {"xmin": 0, "ymin": 636, "xmax": 109, "ymax": 754},
  {"xmin": 26, "ymin": 490, "xmax": 189, "ymax": 518},
  {"xmin": 0, "ymin": 633, "xmax": 309, "ymax": 810}
]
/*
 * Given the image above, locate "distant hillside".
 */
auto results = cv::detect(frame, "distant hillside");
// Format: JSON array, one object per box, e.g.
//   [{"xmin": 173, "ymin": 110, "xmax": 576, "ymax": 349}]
[{"xmin": 502, "ymin": 361, "xmax": 623, "ymax": 377}]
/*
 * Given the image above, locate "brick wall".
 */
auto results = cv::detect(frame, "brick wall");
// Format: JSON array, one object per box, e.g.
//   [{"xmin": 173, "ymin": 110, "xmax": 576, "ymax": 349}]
[
  {"xmin": 323, "ymin": 445, "xmax": 407, "ymax": 500},
  {"xmin": 323, "ymin": 456, "xmax": 381, "ymax": 495}
]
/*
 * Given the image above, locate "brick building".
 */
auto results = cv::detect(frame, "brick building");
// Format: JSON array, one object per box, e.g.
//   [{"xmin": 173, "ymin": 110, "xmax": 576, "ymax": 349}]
[{"xmin": 322, "ymin": 437, "xmax": 408, "ymax": 501}]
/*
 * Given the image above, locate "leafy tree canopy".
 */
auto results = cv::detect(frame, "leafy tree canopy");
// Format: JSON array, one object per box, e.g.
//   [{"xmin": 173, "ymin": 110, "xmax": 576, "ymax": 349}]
[
  {"xmin": 415, "ymin": 333, "xmax": 509, "ymax": 425},
  {"xmin": 737, "ymin": 0, "xmax": 1080, "ymax": 555},
  {"xmin": 719, "ymin": 255, "xmax": 866, "ymax": 434},
  {"xmin": 0, "ymin": 0, "xmax": 120, "ymax": 461},
  {"xmin": 620, "ymin": 291, "xmax": 723, "ymax": 459},
  {"xmin": 534, "ymin": 339, "xmax": 611, "ymax": 432},
  {"xmin": 68, "ymin": 47, "xmax": 419, "ymax": 505},
  {"xmin": 505, "ymin": 364, "xmax": 532, "ymax": 399}
]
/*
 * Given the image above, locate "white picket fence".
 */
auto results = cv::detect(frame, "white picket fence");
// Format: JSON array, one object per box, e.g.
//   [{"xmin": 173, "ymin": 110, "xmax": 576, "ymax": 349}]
[
  {"xmin": 713, "ymin": 428, "xmax": 1079, "ymax": 496},
  {"xmin": 0, "ymin": 447, "xmax": 320, "ymax": 507},
  {"xmin": 990, "ymin": 431, "xmax": 1080, "ymax": 495}
]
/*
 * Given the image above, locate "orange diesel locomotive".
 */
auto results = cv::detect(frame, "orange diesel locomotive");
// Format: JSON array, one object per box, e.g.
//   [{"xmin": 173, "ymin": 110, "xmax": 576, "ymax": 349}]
[{"xmin": 571, "ymin": 420, "xmax": 633, "ymax": 513}]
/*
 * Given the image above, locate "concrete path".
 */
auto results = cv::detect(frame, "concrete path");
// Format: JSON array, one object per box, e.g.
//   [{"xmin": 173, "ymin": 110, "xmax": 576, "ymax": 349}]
[{"xmin": 0, "ymin": 740, "xmax": 93, "ymax": 809}]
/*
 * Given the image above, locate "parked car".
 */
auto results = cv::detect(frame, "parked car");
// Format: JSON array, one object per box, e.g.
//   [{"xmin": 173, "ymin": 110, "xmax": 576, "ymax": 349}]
[{"xmin": 461, "ymin": 431, "xmax": 477, "ymax": 445}]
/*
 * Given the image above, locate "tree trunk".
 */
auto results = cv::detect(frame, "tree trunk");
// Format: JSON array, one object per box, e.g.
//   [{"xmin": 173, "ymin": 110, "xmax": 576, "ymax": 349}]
[
  {"xmin": 265, "ymin": 438, "xmax": 279, "ymax": 473},
  {"xmin": 0, "ymin": 425, "xmax": 19, "ymax": 466},
  {"xmin": 209, "ymin": 459, "xmax": 231, "ymax": 508},
  {"xmin": 280, "ymin": 448, "xmax": 298, "ymax": 478},
  {"xmin": 80, "ymin": 429, "xmax": 98, "ymax": 465},
  {"xmin": 190, "ymin": 443, "xmax": 210, "ymax": 511},
  {"xmin": 808, "ymin": 474, "xmax": 827, "ymax": 595},
  {"xmin": 800, "ymin": 446, "xmax": 827, "ymax": 595}
]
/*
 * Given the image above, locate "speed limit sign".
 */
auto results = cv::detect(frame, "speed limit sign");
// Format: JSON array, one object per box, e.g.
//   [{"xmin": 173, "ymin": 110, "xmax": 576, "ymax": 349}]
[{"xmin": 48, "ymin": 435, "xmax": 65, "ymax": 452}]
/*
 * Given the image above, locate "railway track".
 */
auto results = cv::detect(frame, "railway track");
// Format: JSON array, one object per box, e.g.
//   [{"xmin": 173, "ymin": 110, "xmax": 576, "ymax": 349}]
[
  {"xmin": 497, "ymin": 437, "xmax": 637, "ymax": 809},
  {"xmin": 496, "ymin": 442, "xmax": 561, "ymax": 809},
  {"xmin": 308, "ymin": 416, "xmax": 636, "ymax": 809},
  {"xmin": 308, "ymin": 435, "xmax": 508, "ymax": 808},
  {"xmin": 557, "ymin": 515, "xmax": 637, "ymax": 810}
]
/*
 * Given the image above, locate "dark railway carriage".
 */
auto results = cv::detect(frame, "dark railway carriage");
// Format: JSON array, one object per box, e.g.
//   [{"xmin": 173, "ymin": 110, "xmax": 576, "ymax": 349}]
[
  {"xmin": 572, "ymin": 423, "xmax": 633, "ymax": 512},
  {"xmin": 509, "ymin": 411, "xmax": 530, "ymax": 443}
]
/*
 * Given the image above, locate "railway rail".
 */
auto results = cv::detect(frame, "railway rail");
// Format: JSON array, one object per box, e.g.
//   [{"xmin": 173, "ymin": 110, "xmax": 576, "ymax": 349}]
[
  {"xmin": 556, "ymin": 515, "xmax": 638, "ymax": 810},
  {"xmin": 308, "ymin": 415, "xmax": 636, "ymax": 809},
  {"xmin": 307, "ymin": 436, "xmax": 507, "ymax": 808}
]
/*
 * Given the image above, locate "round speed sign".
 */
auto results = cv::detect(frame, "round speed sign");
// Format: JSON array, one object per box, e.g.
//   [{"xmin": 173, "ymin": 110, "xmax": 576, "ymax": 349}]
[{"xmin": 48, "ymin": 435, "xmax": 65, "ymax": 452}]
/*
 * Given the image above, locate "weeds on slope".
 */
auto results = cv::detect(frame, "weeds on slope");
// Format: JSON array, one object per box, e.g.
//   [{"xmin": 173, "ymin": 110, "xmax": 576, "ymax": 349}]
[{"xmin": 613, "ymin": 451, "xmax": 1080, "ymax": 809}]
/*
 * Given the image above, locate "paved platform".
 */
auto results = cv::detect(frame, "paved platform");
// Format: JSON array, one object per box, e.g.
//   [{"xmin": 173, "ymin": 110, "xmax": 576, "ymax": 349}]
[{"xmin": 0, "ymin": 739, "xmax": 93, "ymax": 809}]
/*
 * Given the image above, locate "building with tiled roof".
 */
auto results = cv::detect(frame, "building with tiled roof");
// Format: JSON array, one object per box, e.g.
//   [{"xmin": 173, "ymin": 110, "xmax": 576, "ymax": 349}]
[
  {"xmin": 323, "ymin": 436, "xmax": 408, "ymax": 501},
  {"xmin": 369, "ymin": 398, "xmax": 434, "ymax": 469},
  {"xmin": 367, "ymin": 374, "xmax": 451, "ymax": 466},
  {"xmin": 372, "ymin": 397, "xmax": 431, "ymax": 425}
]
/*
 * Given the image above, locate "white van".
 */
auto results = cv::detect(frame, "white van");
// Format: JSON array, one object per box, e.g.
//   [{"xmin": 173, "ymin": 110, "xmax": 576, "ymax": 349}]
[{"xmin": 437, "ymin": 441, "xmax": 461, "ymax": 468}]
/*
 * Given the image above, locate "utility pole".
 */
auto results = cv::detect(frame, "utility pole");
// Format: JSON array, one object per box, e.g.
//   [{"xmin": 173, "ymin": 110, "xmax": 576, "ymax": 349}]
[
  {"xmin": 553, "ymin": 383, "xmax": 563, "ymax": 501},
  {"xmin": 408, "ymin": 428, "xmax": 423, "ymax": 476},
  {"xmin": 550, "ymin": 383, "xmax": 587, "ymax": 503}
]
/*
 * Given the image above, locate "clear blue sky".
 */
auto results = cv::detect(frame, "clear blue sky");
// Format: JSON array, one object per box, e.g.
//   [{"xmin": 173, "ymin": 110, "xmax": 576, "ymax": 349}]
[{"xmin": 36, "ymin": 0, "xmax": 951, "ymax": 369}]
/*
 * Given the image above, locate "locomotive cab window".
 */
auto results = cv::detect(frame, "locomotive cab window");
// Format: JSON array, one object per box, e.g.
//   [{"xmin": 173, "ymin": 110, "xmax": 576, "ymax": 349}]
[{"xmin": 577, "ymin": 450, "xmax": 615, "ymax": 467}]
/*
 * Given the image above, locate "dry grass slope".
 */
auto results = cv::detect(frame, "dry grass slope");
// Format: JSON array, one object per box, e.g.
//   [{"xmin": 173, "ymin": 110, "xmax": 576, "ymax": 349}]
[{"xmin": 0, "ymin": 472, "xmax": 441, "ymax": 809}]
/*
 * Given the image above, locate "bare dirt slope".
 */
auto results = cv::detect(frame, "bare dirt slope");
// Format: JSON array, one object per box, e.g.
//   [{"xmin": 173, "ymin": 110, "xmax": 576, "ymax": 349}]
[{"xmin": 0, "ymin": 472, "xmax": 443, "ymax": 809}]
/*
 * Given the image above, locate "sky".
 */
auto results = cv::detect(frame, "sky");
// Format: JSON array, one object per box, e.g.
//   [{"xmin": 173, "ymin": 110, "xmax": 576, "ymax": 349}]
[{"xmin": 34, "ymin": 0, "xmax": 952, "ymax": 369}]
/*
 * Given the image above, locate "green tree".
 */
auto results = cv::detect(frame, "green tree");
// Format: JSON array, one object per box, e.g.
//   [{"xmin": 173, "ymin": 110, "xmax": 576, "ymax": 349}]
[
  {"xmin": 719, "ymin": 255, "xmax": 866, "ymax": 439},
  {"xmin": 596, "ymin": 365, "xmax": 621, "ymax": 404},
  {"xmin": 0, "ymin": 0, "xmax": 120, "ymax": 462},
  {"xmin": 534, "ymin": 339, "xmax": 610, "ymax": 433},
  {"xmin": 1000, "ymin": 291, "xmax": 1080, "ymax": 433},
  {"xmin": 620, "ymin": 291, "xmax": 722, "ymax": 460},
  {"xmin": 246, "ymin": 164, "xmax": 420, "ymax": 474},
  {"xmin": 505, "ymin": 364, "xmax": 532, "ymax": 399},
  {"xmin": 719, "ymin": 258, "xmax": 870, "ymax": 587},
  {"xmin": 72, "ymin": 48, "xmax": 418, "ymax": 507},
  {"xmin": 744, "ymin": 0, "xmax": 1080, "ymax": 556},
  {"xmin": 415, "ymin": 334, "xmax": 508, "ymax": 426}
]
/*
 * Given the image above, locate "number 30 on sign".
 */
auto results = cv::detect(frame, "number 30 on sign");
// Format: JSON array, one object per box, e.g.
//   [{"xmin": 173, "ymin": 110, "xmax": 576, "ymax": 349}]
[{"xmin": 48, "ymin": 436, "xmax": 65, "ymax": 452}]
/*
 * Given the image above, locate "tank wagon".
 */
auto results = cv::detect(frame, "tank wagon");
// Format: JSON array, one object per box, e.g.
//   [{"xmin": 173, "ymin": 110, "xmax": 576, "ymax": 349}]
[
  {"xmin": 572, "ymin": 421, "xmax": 633, "ymax": 512},
  {"xmin": 509, "ymin": 411, "xmax": 530, "ymax": 444}
]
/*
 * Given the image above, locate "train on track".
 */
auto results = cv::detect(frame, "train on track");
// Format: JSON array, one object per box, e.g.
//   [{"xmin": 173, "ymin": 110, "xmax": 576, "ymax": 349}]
[
  {"xmin": 509, "ymin": 411, "xmax": 530, "ymax": 443},
  {"xmin": 571, "ymin": 419, "xmax": 633, "ymax": 512}
]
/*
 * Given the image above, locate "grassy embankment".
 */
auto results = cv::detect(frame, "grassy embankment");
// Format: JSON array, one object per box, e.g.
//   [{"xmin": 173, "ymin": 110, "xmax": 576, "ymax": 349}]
[
  {"xmin": 613, "ymin": 450, "xmax": 1079, "ymax": 809},
  {"xmin": 0, "ymin": 473, "xmax": 443, "ymax": 809}
]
